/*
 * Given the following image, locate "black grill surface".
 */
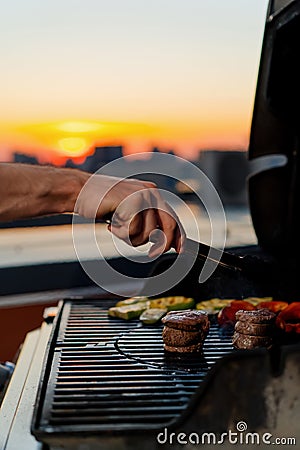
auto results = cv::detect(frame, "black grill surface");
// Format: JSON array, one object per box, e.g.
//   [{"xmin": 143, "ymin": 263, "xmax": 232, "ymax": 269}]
[{"xmin": 33, "ymin": 299, "xmax": 234, "ymax": 437}]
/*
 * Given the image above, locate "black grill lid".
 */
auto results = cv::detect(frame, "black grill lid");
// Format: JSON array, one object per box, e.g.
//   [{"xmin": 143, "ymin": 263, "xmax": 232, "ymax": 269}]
[{"xmin": 249, "ymin": 0, "xmax": 300, "ymax": 253}]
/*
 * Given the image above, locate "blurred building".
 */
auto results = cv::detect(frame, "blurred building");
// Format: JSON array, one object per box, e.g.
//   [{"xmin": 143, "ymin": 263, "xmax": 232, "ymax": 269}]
[
  {"xmin": 125, "ymin": 147, "xmax": 178, "ymax": 192},
  {"xmin": 80, "ymin": 146, "xmax": 123, "ymax": 172},
  {"xmin": 13, "ymin": 152, "xmax": 39, "ymax": 165},
  {"xmin": 197, "ymin": 150, "xmax": 249, "ymax": 207}
]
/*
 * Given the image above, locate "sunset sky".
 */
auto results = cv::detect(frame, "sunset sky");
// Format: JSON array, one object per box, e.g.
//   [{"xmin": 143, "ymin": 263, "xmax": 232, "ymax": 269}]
[{"xmin": 0, "ymin": 0, "xmax": 268, "ymax": 163}]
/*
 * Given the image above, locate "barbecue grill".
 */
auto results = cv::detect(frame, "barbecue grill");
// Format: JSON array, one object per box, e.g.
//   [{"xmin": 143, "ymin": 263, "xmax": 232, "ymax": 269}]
[
  {"xmin": 1, "ymin": 0, "xmax": 300, "ymax": 448},
  {"xmin": 32, "ymin": 300, "xmax": 234, "ymax": 447},
  {"xmin": 20, "ymin": 297, "xmax": 300, "ymax": 449},
  {"xmin": 1, "ymin": 253, "xmax": 299, "ymax": 450}
]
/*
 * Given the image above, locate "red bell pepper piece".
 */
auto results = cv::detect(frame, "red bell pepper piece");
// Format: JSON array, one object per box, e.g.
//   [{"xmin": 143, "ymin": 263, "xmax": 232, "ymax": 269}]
[
  {"xmin": 218, "ymin": 300, "xmax": 255, "ymax": 327},
  {"xmin": 276, "ymin": 302, "xmax": 300, "ymax": 333}
]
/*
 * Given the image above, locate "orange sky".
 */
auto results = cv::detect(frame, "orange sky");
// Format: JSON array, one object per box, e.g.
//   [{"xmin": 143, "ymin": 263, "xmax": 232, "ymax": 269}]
[
  {"xmin": 0, "ymin": 116, "xmax": 251, "ymax": 164},
  {"xmin": 0, "ymin": 1, "xmax": 268, "ymax": 164}
]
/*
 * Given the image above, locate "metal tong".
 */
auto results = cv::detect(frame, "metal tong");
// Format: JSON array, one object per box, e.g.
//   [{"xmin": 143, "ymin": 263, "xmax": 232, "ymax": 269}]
[
  {"xmin": 102, "ymin": 212, "xmax": 270, "ymax": 278},
  {"xmin": 182, "ymin": 238, "xmax": 270, "ymax": 278}
]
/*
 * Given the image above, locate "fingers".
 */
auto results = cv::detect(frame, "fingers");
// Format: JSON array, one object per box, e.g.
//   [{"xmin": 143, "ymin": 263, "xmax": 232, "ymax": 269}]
[
  {"xmin": 130, "ymin": 208, "xmax": 158, "ymax": 247},
  {"xmin": 109, "ymin": 208, "xmax": 159, "ymax": 248},
  {"xmin": 106, "ymin": 182, "xmax": 184, "ymax": 255},
  {"xmin": 150, "ymin": 189, "xmax": 184, "ymax": 253},
  {"xmin": 156, "ymin": 209, "xmax": 177, "ymax": 251},
  {"xmin": 108, "ymin": 191, "xmax": 147, "ymax": 245},
  {"xmin": 174, "ymin": 223, "xmax": 186, "ymax": 253},
  {"xmin": 107, "ymin": 213, "xmax": 144, "ymax": 245},
  {"xmin": 148, "ymin": 227, "xmax": 167, "ymax": 258}
]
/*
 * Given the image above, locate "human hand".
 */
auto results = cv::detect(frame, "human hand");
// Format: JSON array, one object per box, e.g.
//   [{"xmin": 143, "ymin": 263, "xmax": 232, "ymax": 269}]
[{"xmin": 74, "ymin": 174, "xmax": 185, "ymax": 257}]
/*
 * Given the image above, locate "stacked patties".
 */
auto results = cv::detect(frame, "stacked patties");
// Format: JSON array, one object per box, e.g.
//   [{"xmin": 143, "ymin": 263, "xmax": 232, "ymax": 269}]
[
  {"xmin": 162, "ymin": 310, "xmax": 210, "ymax": 353},
  {"xmin": 232, "ymin": 308, "xmax": 276, "ymax": 349}
]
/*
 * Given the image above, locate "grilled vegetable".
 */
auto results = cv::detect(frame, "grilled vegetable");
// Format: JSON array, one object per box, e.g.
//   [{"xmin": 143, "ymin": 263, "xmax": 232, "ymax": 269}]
[
  {"xmin": 196, "ymin": 297, "xmax": 273, "ymax": 314},
  {"xmin": 108, "ymin": 303, "xmax": 148, "ymax": 320},
  {"xmin": 140, "ymin": 308, "xmax": 167, "ymax": 325},
  {"xmin": 217, "ymin": 300, "xmax": 256, "ymax": 327},
  {"xmin": 116, "ymin": 296, "xmax": 149, "ymax": 307},
  {"xmin": 257, "ymin": 301, "xmax": 288, "ymax": 313},
  {"xmin": 196, "ymin": 298, "xmax": 234, "ymax": 314},
  {"xmin": 276, "ymin": 303, "xmax": 300, "ymax": 334},
  {"xmin": 149, "ymin": 296, "xmax": 195, "ymax": 311},
  {"xmin": 242, "ymin": 297, "xmax": 273, "ymax": 306}
]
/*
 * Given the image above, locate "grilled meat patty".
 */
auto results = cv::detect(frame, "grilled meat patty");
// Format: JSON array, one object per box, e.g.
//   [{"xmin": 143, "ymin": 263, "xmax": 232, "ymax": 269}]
[
  {"xmin": 162, "ymin": 327, "xmax": 205, "ymax": 347},
  {"xmin": 162, "ymin": 309, "xmax": 209, "ymax": 332},
  {"xmin": 162, "ymin": 310, "xmax": 210, "ymax": 353},
  {"xmin": 232, "ymin": 308, "xmax": 276, "ymax": 349},
  {"xmin": 235, "ymin": 320, "xmax": 274, "ymax": 336},
  {"xmin": 164, "ymin": 342, "xmax": 204, "ymax": 353},
  {"xmin": 232, "ymin": 331, "xmax": 273, "ymax": 349},
  {"xmin": 235, "ymin": 308, "xmax": 276, "ymax": 324}
]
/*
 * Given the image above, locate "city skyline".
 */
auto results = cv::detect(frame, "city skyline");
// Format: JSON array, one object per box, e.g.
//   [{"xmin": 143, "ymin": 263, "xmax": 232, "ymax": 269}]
[{"xmin": 0, "ymin": 0, "xmax": 268, "ymax": 163}]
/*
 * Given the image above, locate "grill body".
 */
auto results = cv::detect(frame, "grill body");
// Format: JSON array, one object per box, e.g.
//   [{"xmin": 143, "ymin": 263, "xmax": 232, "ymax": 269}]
[
  {"xmin": 33, "ymin": 300, "xmax": 232, "ymax": 443},
  {"xmin": 31, "ymin": 299, "xmax": 300, "ymax": 450}
]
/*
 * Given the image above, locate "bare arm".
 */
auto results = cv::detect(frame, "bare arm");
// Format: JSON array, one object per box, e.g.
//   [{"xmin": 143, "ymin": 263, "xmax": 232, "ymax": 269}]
[
  {"xmin": 0, "ymin": 163, "xmax": 89, "ymax": 221},
  {"xmin": 0, "ymin": 163, "xmax": 184, "ymax": 256}
]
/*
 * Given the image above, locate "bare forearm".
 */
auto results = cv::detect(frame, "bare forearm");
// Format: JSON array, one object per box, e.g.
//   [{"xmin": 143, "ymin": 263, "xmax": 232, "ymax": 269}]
[
  {"xmin": 0, "ymin": 163, "xmax": 183, "ymax": 254},
  {"xmin": 0, "ymin": 163, "xmax": 89, "ymax": 222}
]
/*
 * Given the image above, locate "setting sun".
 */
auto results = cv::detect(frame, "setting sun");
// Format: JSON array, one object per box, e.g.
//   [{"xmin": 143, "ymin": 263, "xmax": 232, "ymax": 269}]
[{"xmin": 58, "ymin": 137, "xmax": 88, "ymax": 157}]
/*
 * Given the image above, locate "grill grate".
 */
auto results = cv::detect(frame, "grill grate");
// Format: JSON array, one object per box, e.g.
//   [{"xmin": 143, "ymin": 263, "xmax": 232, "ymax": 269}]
[{"xmin": 35, "ymin": 300, "xmax": 234, "ymax": 434}]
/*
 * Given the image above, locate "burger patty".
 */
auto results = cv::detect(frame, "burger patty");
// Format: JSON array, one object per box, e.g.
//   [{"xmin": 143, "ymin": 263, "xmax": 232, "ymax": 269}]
[
  {"xmin": 232, "ymin": 331, "xmax": 273, "ymax": 349},
  {"xmin": 234, "ymin": 320, "xmax": 274, "ymax": 336},
  {"xmin": 162, "ymin": 327, "xmax": 205, "ymax": 347},
  {"xmin": 164, "ymin": 342, "xmax": 204, "ymax": 353},
  {"xmin": 235, "ymin": 308, "xmax": 276, "ymax": 324},
  {"xmin": 162, "ymin": 309, "xmax": 209, "ymax": 332}
]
